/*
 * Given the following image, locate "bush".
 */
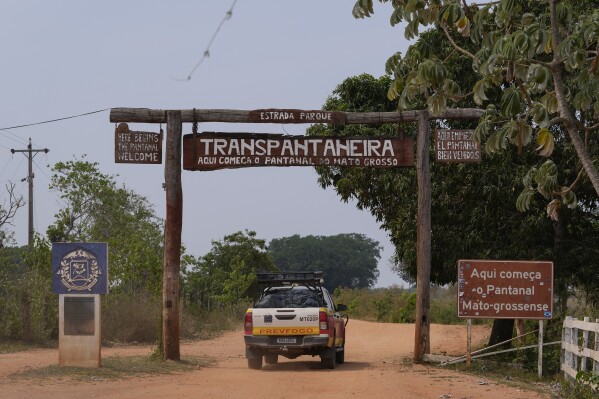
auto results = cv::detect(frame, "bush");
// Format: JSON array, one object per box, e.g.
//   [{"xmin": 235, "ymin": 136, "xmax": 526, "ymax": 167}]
[
  {"xmin": 102, "ymin": 291, "xmax": 161, "ymax": 343},
  {"xmin": 180, "ymin": 302, "xmax": 247, "ymax": 340},
  {"xmin": 333, "ymin": 285, "xmax": 465, "ymax": 325},
  {"xmin": 557, "ymin": 372, "xmax": 599, "ymax": 399},
  {"xmin": 0, "ymin": 243, "xmax": 56, "ymax": 343}
]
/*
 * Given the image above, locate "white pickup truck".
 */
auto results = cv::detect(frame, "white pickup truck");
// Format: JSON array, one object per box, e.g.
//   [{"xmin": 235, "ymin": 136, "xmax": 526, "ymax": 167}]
[{"xmin": 244, "ymin": 271, "xmax": 348, "ymax": 369}]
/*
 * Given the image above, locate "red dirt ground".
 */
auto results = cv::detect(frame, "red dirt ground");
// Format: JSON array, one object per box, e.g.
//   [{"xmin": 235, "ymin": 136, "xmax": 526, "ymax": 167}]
[{"xmin": 0, "ymin": 320, "xmax": 550, "ymax": 399}]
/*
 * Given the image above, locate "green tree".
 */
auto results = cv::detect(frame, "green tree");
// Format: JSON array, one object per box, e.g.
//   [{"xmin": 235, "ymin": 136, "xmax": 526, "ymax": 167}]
[
  {"xmin": 184, "ymin": 230, "xmax": 277, "ymax": 308},
  {"xmin": 268, "ymin": 233, "xmax": 381, "ymax": 290},
  {"xmin": 47, "ymin": 157, "xmax": 164, "ymax": 294},
  {"xmin": 353, "ymin": 0, "xmax": 599, "ymax": 214},
  {"xmin": 0, "ymin": 237, "xmax": 55, "ymax": 342},
  {"xmin": 309, "ymin": 72, "xmax": 599, "ymax": 314},
  {"xmin": 0, "ymin": 182, "xmax": 25, "ymax": 248}
]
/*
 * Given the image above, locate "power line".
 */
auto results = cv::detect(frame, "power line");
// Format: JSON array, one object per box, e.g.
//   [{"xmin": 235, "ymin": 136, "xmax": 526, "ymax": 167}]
[
  {"xmin": 10, "ymin": 157, "xmax": 25, "ymax": 181},
  {"xmin": 32, "ymin": 158, "xmax": 68, "ymax": 210},
  {"xmin": 0, "ymin": 131, "xmax": 28, "ymax": 146},
  {"xmin": 172, "ymin": 0, "xmax": 239, "ymax": 81},
  {"xmin": 0, "ymin": 156, "xmax": 12, "ymax": 180},
  {"xmin": 0, "ymin": 108, "xmax": 109, "ymax": 131}
]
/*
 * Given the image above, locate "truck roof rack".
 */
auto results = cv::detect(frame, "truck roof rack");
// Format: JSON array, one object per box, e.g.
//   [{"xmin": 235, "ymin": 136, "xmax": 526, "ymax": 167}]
[{"xmin": 256, "ymin": 271, "xmax": 323, "ymax": 285}]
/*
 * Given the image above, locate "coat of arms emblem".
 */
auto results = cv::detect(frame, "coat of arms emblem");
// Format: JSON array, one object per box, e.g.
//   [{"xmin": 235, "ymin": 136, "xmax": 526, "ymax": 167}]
[{"xmin": 56, "ymin": 247, "xmax": 102, "ymax": 291}]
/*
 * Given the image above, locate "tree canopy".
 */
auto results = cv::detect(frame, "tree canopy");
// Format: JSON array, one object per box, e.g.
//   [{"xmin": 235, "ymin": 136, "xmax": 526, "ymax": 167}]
[
  {"xmin": 268, "ymin": 233, "xmax": 381, "ymax": 290},
  {"xmin": 47, "ymin": 157, "xmax": 164, "ymax": 294},
  {"xmin": 183, "ymin": 230, "xmax": 278, "ymax": 307},
  {"xmin": 308, "ymin": 71, "xmax": 599, "ymax": 305},
  {"xmin": 352, "ymin": 0, "xmax": 599, "ymax": 218}
]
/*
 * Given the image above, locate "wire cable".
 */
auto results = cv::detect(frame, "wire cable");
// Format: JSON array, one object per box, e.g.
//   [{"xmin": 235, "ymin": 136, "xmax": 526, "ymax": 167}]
[
  {"xmin": 172, "ymin": 0, "xmax": 238, "ymax": 81},
  {"xmin": 9, "ymin": 157, "xmax": 25, "ymax": 181},
  {"xmin": 0, "ymin": 131, "xmax": 28, "ymax": 146},
  {"xmin": 0, "ymin": 108, "xmax": 110, "ymax": 131},
  {"xmin": 0, "ymin": 156, "xmax": 12, "ymax": 181}
]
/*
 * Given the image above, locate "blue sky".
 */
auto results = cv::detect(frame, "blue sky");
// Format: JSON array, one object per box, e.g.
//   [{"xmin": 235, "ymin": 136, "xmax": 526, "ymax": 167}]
[{"xmin": 0, "ymin": 1, "xmax": 410, "ymax": 287}]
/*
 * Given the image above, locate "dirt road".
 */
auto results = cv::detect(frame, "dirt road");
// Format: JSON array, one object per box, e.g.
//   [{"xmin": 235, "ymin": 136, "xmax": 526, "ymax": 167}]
[{"xmin": 0, "ymin": 320, "xmax": 549, "ymax": 399}]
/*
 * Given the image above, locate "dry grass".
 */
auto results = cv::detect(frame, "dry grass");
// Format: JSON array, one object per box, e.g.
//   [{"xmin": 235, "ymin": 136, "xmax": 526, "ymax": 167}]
[{"xmin": 9, "ymin": 355, "xmax": 215, "ymax": 381}]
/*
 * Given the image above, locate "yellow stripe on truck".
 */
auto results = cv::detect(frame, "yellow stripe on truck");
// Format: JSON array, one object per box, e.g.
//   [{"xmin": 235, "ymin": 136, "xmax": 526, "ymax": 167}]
[{"xmin": 253, "ymin": 326, "xmax": 319, "ymax": 335}]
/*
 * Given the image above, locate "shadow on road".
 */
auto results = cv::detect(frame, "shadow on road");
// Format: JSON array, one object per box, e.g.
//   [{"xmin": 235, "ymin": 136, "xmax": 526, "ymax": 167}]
[{"xmin": 261, "ymin": 361, "xmax": 371, "ymax": 372}]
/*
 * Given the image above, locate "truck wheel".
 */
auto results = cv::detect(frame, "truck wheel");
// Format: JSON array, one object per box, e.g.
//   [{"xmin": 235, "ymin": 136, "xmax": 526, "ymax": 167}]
[
  {"xmin": 264, "ymin": 354, "xmax": 278, "ymax": 364},
  {"xmin": 320, "ymin": 348, "xmax": 336, "ymax": 369},
  {"xmin": 335, "ymin": 346, "xmax": 345, "ymax": 364},
  {"xmin": 248, "ymin": 356, "xmax": 263, "ymax": 370}
]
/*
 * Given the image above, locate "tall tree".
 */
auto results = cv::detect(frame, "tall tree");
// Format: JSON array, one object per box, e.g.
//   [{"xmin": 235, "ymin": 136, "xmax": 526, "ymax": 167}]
[
  {"xmin": 352, "ymin": 0, "xmax": 599, "ymax": 215},
  {"xmin": 308, "ymin": 72, "xmax": 599, "ymax": 341},
  {"xmin": 184, "ymin": 230, "xmax": 277, "ymax": 308},
  {"xmin": 268, "ymin": 233, "xmax": 381, "ymax": 290},
  {"xmin": 47, "ymin": 157, "xmax": 164, "ymax": 294}
]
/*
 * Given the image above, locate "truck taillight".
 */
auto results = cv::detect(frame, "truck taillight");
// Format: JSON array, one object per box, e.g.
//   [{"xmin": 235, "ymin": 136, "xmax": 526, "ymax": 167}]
[
  {"xmin": 244, "ymin": 312, "xmax": 253, "ymax": 335},
  {"xmin": 319, "ymin": 311, "xmax": 329, "ymax": 334}
]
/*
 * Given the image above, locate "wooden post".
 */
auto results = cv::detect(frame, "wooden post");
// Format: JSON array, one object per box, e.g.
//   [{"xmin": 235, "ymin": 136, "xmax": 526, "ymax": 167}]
[
  {"xmin": 109, "ymin": 107, "xmax": 484, "ymax": 124},
  {"xmin": 538, "ymin": 319, "xmax": 544, "ymax": 378},
  {"xmin": 595, "ymin": 319, "xmax": 599, "ymax": 374},
  {"xmin": 581, "ymin": 316, "xmax": 590, "ymax": 371},
  {"xmin": 466, "ymin": 319, "xmax": 472, "ymax": 368},
  {"xmin": 414, "ymin": 110, "xmax": 431, "ymax": 363},
  {"xmin": 162, "ymin": 110, "xmax": 183, "ymax": 361}
]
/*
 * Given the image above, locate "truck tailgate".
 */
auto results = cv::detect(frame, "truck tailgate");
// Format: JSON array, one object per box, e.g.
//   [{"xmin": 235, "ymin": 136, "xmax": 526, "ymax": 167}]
[{"xmin": 250, "ymin": 307, "xmax": 323, "ymax": 336}]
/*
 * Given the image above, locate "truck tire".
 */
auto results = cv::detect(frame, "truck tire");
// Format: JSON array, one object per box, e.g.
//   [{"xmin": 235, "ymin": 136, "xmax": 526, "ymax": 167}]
[
  {"xmin": 264, "ymin": 354, "xmax": 278, "ymax": 364},
  {"xmin": 320, "ymin": 348, "xmax": 336, "ymax": 369},
  {"xmin": 248, "ymin": 356, "xmax": 263, "ymax": 370},
  {"xmin": 335, "ymin": 345, "xmax": 345, "ymax": 364}
]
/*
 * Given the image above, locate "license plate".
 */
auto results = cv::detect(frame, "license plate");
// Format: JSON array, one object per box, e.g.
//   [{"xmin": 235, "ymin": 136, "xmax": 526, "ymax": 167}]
[{"xmin": 277, "ymin": 338, "xmax": 296, "ymax": 344}]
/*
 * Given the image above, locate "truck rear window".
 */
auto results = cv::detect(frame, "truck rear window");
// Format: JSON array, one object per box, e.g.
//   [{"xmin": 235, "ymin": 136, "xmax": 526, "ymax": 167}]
[{"xmin": 254, "ymin": 288, "xmax": 320, "ymax": 308}]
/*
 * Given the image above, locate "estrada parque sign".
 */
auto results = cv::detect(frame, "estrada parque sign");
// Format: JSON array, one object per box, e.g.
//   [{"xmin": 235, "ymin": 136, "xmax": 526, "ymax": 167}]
[
  {"xmin": 457, "ymin": 260, "xmax": 553, "ymax": 319},
  {"xmin": 247, "ymin": 109, "xmax": 345, "ymax": 125},
  {"xmin": 183, "ymin": 132, "xmax": 414, "ymax": 171}
]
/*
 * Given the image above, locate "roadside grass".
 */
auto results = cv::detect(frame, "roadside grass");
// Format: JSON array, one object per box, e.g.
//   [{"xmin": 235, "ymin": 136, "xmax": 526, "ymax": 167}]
[
  {"xmin": 0, "ymin": 340, "xmax": 55, "ymax": 354},
  {"xmin": 440, "ymin": 360, "xmax": 555, "ymax": 396},
  {"xmin": 10, "ymin": 354, "xmax": 215, "ymax": 381}
]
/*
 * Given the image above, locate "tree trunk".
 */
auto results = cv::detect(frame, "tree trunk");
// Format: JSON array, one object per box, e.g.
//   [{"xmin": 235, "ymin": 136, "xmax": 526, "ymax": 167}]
[
  {"xmin": 488, "ymin": 319, "xmax": 515, "ymax": 346},
  {"xmin": 549, "ymin": 0, "xmax": 599, "ymax": 196},
  {"xmin": 553, "ymin": 211, "xmax": 569, "ymax": 316}
]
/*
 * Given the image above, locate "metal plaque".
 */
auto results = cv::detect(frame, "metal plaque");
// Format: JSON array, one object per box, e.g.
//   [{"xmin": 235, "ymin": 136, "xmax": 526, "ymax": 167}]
[
  {"xmin": 115, "ymin": 123, "xmax": 162, "ymax": 164},
  {"xmin": 52, "ymin": 243, "xmax": 108, "ymax": 295},
  {"xmin": 248, "ymin": 109, "xmax": 345, "ymax": 125},
  {"xmin": 64, "ymin": 296, "xmax": 95, "ymax": 336},
  {"xmin": 183, "ymin": 132, "xmax": 414, "ymax": 171},
  {"xmin": 435, "ymin": 129, "xmax": 481, "ymax": 163},
  {"xmin": 457, "ymin": 260, "xmax": 553, "ymax": 319}
]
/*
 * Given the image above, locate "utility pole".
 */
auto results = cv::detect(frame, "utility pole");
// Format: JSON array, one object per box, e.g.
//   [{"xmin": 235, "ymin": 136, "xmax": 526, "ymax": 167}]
[{"xmin": 11, "ymin": 138, "xmax": 49, "ymax": 247}]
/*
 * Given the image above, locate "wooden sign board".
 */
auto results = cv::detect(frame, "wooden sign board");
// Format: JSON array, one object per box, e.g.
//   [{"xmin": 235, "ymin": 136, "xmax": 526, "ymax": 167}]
[
  {"xmin": 435, "ymin": 129, "xmax": 481, "ymax": 163},
  {"xmin": 248, "ymin": 109, "xmax": 345, "ymax": 125},
  {"xmin": 183, "ymin": 132, "xmax": 414, "ymax": 171},
  {"xmin": 115, "ymin": 123, "xmax": 162, "ymax": 164},
  {"xmin": 457, "ymin": 260, "xmax": 553, "ymax": 319}
]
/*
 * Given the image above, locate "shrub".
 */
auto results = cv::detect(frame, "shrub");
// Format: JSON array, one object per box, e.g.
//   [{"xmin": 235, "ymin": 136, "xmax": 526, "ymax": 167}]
[{"xmin": 102, "ymin": 291, "xmax": 161, "ymax": 343}]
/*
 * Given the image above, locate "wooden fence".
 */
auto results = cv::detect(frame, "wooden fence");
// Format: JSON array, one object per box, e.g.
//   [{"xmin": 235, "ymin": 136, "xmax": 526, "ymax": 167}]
[{"xmin": 561, "ymin": 316, "xmax": 599, "ymax": 385}]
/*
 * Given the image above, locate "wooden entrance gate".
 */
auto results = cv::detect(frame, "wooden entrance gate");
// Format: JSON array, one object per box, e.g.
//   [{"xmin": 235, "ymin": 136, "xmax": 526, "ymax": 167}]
[{"xmin": 110, "ymin": 107, "xmax": 483, "ymax": 362}]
